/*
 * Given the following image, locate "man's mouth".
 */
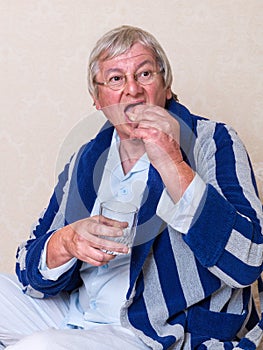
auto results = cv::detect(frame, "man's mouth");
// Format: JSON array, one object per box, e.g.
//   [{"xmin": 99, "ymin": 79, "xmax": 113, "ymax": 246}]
[{"xmin": 124, "ymin": 101, "xmax": 144, "ymax": 116}]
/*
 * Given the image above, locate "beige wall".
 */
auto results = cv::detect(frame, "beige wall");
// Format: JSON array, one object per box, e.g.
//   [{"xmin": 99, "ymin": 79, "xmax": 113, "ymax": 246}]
[{"xmin": 1, "ymin": 0, "xmax": 262, "ymax": 273}]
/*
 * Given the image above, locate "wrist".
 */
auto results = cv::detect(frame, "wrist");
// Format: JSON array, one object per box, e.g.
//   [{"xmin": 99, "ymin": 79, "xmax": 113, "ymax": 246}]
[
  {"xmin": 158, "ymin": 159, "xmax": 195, "ymax": 203},
  {"xmin": 47, "ymin": 226, "xmax": 74, "ymax": 268}
]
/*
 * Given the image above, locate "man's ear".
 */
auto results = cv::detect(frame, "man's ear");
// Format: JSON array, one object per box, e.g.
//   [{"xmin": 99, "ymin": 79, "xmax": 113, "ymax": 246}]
[
  {"xmin": 166, "ymin": 87, "xmax": 173, "ymax": 100},
  {"xmin": 93, "ymin": 97, "xmax": 101, "ymax": 110}
]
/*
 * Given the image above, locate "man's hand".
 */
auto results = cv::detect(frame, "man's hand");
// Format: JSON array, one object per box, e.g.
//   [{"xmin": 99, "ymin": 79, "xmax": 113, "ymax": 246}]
[
  {"xmin": 127, "ymin": 104, "xmax": 183, "ymax": 169},
  {"xmin": 127, "ymin": 104, "xmax": 194, "ymax": 202},
  {"xmin": 46, "ymin": 216, "xmax": 129, "ymax": 269}
]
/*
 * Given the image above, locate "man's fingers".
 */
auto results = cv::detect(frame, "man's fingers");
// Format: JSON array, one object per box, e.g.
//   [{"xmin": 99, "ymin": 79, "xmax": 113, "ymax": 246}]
[
  {"xmin": 99, "ymin": 215, "xmax": 128, "ymax": 229},
  {"xmin": 130, "ymin": 126, "xmax": 159, "ymax": 142},
  {"xmin": 71, "ymin": 217, "xmax": 125, "ymax": 239}
]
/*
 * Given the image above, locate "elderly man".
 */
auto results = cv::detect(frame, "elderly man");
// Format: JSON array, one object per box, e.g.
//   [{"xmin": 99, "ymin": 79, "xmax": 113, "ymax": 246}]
[{"xmin": 0, "ymin": 25, "xmax": 263, "ymax": 349}]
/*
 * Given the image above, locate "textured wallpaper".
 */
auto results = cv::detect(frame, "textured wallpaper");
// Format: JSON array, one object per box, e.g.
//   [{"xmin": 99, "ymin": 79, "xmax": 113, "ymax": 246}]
[{"xmin": 0, "ymin": 0, "xmax": 262, "ymax": 273}]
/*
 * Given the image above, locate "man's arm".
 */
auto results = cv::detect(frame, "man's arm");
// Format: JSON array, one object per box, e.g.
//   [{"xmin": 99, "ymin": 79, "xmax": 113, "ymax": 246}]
[
  {"xmin": 16, "ymin": 143, "xmax": 130, "ymax": 297},
  {"xmin": 157, "ymin": 121, "xmax": 263, "ymax": 287},
  {"xmin": 128, "ymin": 103, "xmax": 263, "ymax": 286},
  {"xmin": 15, "ymin": 159, "xmax": 83, "ymax": 298}
]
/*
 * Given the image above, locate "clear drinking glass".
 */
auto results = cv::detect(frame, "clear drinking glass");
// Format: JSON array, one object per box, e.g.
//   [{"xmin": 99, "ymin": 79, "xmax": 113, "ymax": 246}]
[{"xmin": 99, "ymin": 200, "xmax": 138, "ymax": 255}]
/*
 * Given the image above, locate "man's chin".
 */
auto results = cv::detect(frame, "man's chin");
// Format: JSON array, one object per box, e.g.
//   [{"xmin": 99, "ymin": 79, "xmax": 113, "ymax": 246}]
[{"xmin": 116, "ymin": 122, "xmax": 139, "ymax": 140}]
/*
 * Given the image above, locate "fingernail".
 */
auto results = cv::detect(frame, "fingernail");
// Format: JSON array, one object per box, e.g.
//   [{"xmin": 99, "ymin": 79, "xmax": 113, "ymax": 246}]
[{"xmin": 128, "ymin": 115, "xmax": 136, "ymax": 122}]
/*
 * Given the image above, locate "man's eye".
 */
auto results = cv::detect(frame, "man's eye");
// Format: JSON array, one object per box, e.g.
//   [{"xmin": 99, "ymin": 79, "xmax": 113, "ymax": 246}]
[
  {"xmin": 138, "ymin": 71, "xmax": 152, "ymax": 79},
  {"xmin": 108, "ymin": 75, "xmax": 123, "ymax": 83},
  {"xmin": 143, "ymin": 71, "xmax": 151, "ymax": 76}
]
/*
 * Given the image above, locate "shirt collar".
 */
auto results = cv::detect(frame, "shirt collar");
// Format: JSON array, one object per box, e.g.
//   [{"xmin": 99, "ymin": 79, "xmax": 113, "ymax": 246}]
[{"xmin": 107, "ymin": 129, "xmax": 150, "ymax": 178}]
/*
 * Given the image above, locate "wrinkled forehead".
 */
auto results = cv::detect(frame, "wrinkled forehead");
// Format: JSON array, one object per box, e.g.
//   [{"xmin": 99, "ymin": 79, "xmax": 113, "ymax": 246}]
[{"xmin": 98, "ymin": 43, "xmax": 158, "ymax": 72}]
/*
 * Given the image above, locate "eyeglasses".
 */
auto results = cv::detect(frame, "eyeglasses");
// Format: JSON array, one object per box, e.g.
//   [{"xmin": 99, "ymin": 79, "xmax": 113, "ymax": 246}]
[{"xmin": 94, "ymin": 69, "xmax": 164, "ymax": 91}]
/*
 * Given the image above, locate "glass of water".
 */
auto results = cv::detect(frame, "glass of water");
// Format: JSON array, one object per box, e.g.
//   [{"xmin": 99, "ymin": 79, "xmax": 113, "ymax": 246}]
[{"xmin": 99, "ymin": 200, "xmax": 138, "ymax": 255}]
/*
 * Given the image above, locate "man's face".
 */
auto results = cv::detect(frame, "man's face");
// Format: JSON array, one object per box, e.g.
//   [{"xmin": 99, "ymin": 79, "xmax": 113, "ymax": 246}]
[{"xmin": 93, "ymin": 43, "xmax": 172, "ymax": 139}]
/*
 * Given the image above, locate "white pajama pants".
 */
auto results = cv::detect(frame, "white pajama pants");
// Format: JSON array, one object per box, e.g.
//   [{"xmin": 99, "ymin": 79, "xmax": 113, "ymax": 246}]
[{"xmin": 0, "ymin": 274, "xmax": 149, "ymax": 350}]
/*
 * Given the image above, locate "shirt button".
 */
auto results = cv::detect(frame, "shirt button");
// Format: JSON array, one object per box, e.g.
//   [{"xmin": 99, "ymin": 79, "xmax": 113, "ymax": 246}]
[
  {"xmin": 90, "ymin": 300, "xmax": 97, "ymax": 310},
  {"xmin": 102, "ymin": 264, "xmax": 109, "ymax": 269},
  {"xmin": 120, "ymin": 187, "xmax": 128, "ymax": 195}
]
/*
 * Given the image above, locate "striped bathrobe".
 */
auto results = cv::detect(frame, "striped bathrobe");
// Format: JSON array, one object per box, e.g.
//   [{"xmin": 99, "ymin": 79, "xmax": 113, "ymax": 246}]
[{"xmin": 16, "ymin": 99, "xmax": 263, "ymax": 349}]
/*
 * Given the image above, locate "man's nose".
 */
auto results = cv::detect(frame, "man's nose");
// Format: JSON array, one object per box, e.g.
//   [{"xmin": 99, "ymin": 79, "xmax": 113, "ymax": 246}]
[{"xmin": 123, "ymin": 75, "xmax": 143, "ymax": 96}]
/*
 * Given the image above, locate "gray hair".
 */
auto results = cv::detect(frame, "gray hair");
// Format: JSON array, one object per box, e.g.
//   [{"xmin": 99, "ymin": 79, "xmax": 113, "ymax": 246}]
[{"xmin": 87, "ymin": 25, "xmax": 175, "ymax": 99}]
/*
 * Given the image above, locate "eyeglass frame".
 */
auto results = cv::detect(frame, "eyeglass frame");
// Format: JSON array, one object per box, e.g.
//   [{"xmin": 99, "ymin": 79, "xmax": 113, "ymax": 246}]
[{"xmin": 93, "ymin": 68, "xmax": 164, "ymax": 91}]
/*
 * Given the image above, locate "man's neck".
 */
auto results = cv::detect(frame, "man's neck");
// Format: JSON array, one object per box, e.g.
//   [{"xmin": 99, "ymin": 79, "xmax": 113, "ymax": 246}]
[{"xmin": 119, "ymin": 138, "xmax": 145, "ymax": 175}]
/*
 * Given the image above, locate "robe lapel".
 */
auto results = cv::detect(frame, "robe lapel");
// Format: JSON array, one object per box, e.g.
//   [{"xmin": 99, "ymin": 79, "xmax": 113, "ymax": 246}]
[
  {"xmin": 65, "ymin": 122, "xmax": 114, "ymax": 224},
  {"xmin": 128, "ymin": 165, "xmax": 166, "ymax": 295}
]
